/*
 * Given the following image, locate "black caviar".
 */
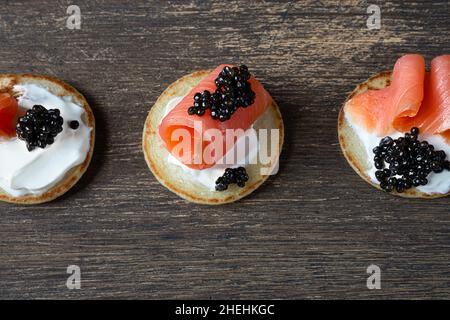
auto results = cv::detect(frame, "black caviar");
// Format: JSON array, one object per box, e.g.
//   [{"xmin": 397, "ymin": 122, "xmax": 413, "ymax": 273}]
[
  {"xmin": 16, "ymin": 105, "xmax": 64, "ymax": 151},
  {"xmin": 188, "ymin": 65, "xmax": 255, "ymax": 122},
  {"xmin": 69, "ymin": 120, "xmax": 79, "ymax": 130},
  {"xmin": 373, "ymin": 127, "xmax": 450, "ymax": 193},
  {"xmin": 215, "ymin": 167, "xmax": 249, "ymax": 191}
]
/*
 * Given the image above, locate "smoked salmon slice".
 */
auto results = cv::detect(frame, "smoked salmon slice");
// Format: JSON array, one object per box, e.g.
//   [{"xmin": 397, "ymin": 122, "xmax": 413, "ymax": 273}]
[
  {"xmin": 344, "ymin": 54, "xmax": 425, "ymax": 136},
  {"xmin": 0, "ymin": 93, "xmax": 18, "ymax": 137},
  {"xmin": 159, "ymin": 65, "xmax": 271, "ymax": 170},
  {"xmin": 395, "ymin": 55, "xmax": 450, "ymax": 137}
]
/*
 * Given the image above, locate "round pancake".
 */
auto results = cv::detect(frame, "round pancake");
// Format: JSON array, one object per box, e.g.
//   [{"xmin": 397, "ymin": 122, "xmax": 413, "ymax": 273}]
[
  {"xmin": 0, "ymin": 74, "xmax": 95, "ymax": 204},
  {"xmin": 143, "ymin": 69, "xmax": 284, "ymax": 204},
  {"xmin": 338, "ymin": 71, "xmax": 449, "ymax": 199}
]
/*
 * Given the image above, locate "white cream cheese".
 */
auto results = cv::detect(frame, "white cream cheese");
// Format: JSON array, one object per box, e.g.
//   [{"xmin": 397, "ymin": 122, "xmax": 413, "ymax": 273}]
[
  {"xmin": 161, "ymin": 96, "xmax": 259, "ymax": 190},
  {"xmin": 345, "ymin": 111, "xmax": 450, "ymax": 195},
  {"xmin": 0, "ymin": 84, "xmax": 92, "ymax": 197}
]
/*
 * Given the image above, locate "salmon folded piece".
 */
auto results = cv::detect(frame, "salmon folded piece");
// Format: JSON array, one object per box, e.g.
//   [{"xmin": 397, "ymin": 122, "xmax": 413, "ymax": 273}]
[
  {"xmin": 159, "ymin": 65, "xmax": 271, "ymax": 170},
  {"xmin": 0, "ymin": 93, "xmax": 18, "ymax": 137},
  {"xmin": 344, "ymin": 54, "xmax": 425, "ymax": 136},
  {"xmin": 395, "ymin": 55, "xmax": 450, "ymax": 139}
]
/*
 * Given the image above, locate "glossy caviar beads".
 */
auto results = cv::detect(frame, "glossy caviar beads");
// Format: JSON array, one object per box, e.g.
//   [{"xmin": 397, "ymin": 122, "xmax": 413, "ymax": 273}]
[
  {"xmin": 215, "ymin": 167, "xmax": 249, "ymax": 191},
  {"xmin": 373, "ymin": 127, "xmax": 450, "ymax": 193},
  {"xmin": 16, "ymin": 105, "xmax": 64, "ymax": 151},
  {"xmin": 69, "ymin": 120, "xmax": 80, "ymax": 130},
  {"xmin": 188, "ymin": 65, "xmax": 255, "ymax": 122}
]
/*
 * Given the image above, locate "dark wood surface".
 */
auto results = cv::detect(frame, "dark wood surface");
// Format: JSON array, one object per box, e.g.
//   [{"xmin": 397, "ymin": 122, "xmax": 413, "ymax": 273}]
[{"xmin": 0, "ymin": 0, "xmax": 449, "ymax": 299}]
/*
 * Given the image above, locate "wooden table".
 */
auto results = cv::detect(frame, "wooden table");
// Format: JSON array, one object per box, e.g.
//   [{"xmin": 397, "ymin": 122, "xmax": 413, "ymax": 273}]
[{"xmin": 0, "ymin": 0, "xmax": 449, "ymax": 299}]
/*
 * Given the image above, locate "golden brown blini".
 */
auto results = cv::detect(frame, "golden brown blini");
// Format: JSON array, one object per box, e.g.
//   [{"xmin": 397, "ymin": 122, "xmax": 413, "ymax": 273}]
[
  {"xmin": 0, "ymin": 74, "xmax": 95, "ymax": 204},
  {"xmin": 143, "ymin": 69, "xmax": 284, "ymax": 204},
  {"xmin": 338, "ymin": 71, "xmax": 448, "ymax": 198}
]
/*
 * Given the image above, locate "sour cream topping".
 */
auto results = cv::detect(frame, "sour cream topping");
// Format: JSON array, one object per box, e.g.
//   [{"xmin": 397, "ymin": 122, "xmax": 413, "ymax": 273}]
[
  {"xmin": 345, "ymin": 111, "xmax": 450, "ymax": 195},
  {"xmin": 0, "ymin": 84, "xmax": 92, "ymax": 197},
  {"xmin": 161, "ymin": 96, "xmax": 259, "ymax": 190}
]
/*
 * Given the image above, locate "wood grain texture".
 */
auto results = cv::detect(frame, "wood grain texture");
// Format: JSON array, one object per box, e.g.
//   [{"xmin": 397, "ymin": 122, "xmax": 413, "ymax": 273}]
[{"xmin": 0, "ymin": 0, "xmax": 449, "ymax": 299}]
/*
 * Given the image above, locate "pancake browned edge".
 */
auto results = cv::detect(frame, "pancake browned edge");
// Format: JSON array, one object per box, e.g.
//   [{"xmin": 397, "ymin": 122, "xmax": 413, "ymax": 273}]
[
  {"xmin": 338, "ymin": 71, "xmax": 449, "ymax": 199},
  {"xmin": 0, "ymin": 74, "xmax": 95, "ymax": 204},
  {"xmin": 143, "ymin": 69, "xmax": 284, "ymax": 205}
]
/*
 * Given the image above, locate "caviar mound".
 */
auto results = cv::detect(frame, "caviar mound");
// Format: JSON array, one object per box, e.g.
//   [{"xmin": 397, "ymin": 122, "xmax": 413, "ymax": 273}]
[
  {"xmin": 338, "ymin": 71, "xmax": 450, "ymax": 199},
  {"xmin": 372, "ymin": 127, "xmax": 450, "ymax": 193},
  {"xmin": 0, "ymin": 74, "xmax": 95, "ymax": 205},
  {"xmin": 188, "ymin": 65, "xmax": 255, "ymax": 122},
  {"xmin": 16, "ymin": 105, "xmax": 64, "ymax": 151},
  {"xmin": 143, "ymin": 68, "xmax": 284, "ymax": 205},
  {"xmin": 215, "ymin": 167, "xmax": 249, "ymax": 191}
]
